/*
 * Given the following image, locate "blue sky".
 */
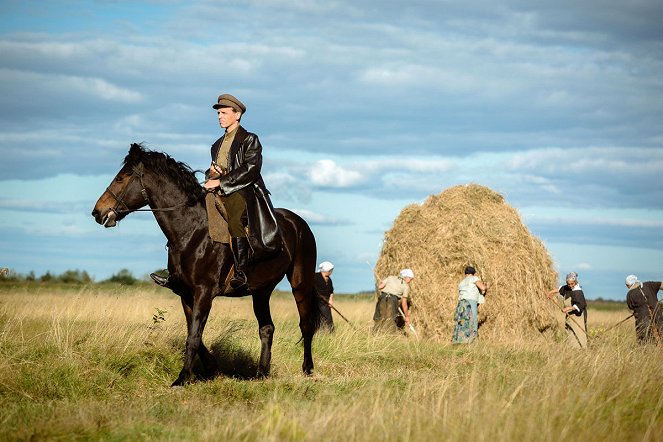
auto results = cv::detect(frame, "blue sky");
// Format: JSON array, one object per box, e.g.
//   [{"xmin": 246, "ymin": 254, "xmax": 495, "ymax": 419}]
[{"xmin": 1, "ymin": 0, "xmax": 662, "ymax": 299}]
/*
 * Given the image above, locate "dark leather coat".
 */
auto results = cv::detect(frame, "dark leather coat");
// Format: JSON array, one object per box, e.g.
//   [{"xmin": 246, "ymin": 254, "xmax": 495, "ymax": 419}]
[{"xmin": 210, "ymin": 126, "xmax": 282, "ymax": 260}]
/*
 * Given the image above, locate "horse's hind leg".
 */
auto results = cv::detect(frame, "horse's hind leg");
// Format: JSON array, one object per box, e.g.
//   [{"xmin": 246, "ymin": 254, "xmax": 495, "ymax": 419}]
[
  {"xmin": 287, "ymin": 255, "xmax": 318, "ymax": 375},
  {"xmin": 294, "ymin": 288, "xmax": 316, "ymax": 375},
  {"xmin": 252, "ymin": 289, "xmax": 275, "ymax": 377}
]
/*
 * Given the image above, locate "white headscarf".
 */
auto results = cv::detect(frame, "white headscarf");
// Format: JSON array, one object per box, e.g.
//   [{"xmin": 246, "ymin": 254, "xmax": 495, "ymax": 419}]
[
  {"xmin": 319, "ymin": 261, "xmax": 334, "ymax": 272},
  {"xmin": 625, "ymin": 274, "xmax": 640, "ymax": 288},
  {"xmin": 400, "ymin": 268, "xmax": 414, "ymax": 279}
]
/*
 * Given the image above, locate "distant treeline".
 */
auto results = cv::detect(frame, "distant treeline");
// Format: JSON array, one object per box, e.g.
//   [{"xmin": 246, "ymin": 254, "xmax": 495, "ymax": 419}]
[
  {"xmin": 0, "ymin": 268, "xmax": 160, "ymax": 286},
  {"xmin": 0, "ymin": 269, "xmax": 630, "ymax": 302},
  {"xmin": 587, "ymin": 298, "xmax": 628, "ymax": 310}
]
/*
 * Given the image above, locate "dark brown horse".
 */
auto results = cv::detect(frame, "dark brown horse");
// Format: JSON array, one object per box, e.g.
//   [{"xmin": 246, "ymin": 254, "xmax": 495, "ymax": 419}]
[{"xmin": 92, "ymin": 143, "xmax": 321, "ymax": 386}]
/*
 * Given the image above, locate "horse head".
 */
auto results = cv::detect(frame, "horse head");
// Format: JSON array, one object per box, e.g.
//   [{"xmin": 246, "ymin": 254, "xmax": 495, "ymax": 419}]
[
  {"xmin": 92, "ymin": 143, "xmax": 151, "ymax": 227},
  {"xmin": 92, "ymin": 143, "xmax": 205, "ymax": 228}
]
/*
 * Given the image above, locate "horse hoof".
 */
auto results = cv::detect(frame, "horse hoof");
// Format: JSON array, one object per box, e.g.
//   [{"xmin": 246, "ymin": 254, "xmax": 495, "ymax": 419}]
[{"xmin": 171, "ymin": 372, "xmax": 191, "ymax": 387}]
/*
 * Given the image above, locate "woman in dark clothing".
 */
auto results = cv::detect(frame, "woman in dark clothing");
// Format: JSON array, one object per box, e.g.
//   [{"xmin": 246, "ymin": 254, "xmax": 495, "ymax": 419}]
[
  {"xmin": 546, "ymin": 272, "xmax": 588, "ymax": 348},
  {"xmin": 314, "ymin": 261, "xmax": 335, "ymax": 332},
  {"xmin": 625, "ymin": 275, "xmax": 663, "ymax": 344}
]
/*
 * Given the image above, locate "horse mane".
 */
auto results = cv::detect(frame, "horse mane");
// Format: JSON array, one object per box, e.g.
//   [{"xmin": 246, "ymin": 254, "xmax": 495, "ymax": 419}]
[{"xmin": 123, "ymin": 143, "xmax": 206, "ymax": 203}]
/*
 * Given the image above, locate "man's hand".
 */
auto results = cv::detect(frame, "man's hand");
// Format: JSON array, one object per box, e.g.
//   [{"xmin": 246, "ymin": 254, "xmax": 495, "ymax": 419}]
[
  {"xmin": 207, "ymin": 162, "xmax": 224, "ymax": 180},
  {"xmin": 204, "ymin": 179, "xmax": 221, "ymax": 191},
  {"xmin": 211, "ymin": 161, "xmax": 223, "ymax": 174}
]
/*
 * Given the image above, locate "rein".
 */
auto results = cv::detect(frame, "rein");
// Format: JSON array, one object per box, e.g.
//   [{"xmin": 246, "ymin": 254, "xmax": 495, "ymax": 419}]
[{"xmin": 107, "ymin": 163, "xmax": 190, "ymax": 214}]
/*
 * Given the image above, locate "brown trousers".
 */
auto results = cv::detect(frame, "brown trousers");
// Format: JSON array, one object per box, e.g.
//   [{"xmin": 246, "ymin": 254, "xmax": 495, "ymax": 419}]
[
  {"xmin": 205, "ymin": 191, "xmax": 247, "ymax": 242},
  {"xmin": 220, "ymin": 191, "xmax": 247, "ymax": 238}
]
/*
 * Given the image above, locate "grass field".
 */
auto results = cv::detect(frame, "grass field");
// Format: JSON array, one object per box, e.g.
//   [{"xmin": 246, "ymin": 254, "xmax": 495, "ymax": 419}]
[{"xmin": 1, "ymin": 284, "xmax": 662, "ymax": 441}]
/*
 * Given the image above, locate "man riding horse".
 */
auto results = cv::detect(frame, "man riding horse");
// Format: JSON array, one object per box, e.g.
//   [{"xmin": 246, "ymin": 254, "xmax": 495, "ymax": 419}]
[{"xmin": 151, "ymin": 93, "xmax": 281, "ymax": 291}]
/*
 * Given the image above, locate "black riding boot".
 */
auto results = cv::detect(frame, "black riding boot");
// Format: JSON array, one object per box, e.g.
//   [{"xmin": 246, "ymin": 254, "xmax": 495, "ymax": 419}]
[
  {"xmin": 150, "ymin": 272, "xmax": 170, "ymax": 288},
  {"xmin": 229, "ymin": 237, "xmax": 249, "ymax": 290}
]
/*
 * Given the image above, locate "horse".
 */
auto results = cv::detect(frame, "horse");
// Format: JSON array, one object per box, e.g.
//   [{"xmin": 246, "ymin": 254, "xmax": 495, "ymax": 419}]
[{"xmin": 91, "ymin": 143, "xmax": 321, "ymax": 386}]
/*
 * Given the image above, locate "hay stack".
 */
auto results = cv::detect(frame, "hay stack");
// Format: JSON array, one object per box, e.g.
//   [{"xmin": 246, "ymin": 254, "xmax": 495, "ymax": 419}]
[{"xmin": 375, "ymin": 184, "xmax": 559, "ymax": 341}]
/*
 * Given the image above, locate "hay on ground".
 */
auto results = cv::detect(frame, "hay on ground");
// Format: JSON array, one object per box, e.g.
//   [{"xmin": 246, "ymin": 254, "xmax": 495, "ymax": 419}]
[{"xmin": 375, "ymin": 184, "xmax": 559, "ymax": 341}]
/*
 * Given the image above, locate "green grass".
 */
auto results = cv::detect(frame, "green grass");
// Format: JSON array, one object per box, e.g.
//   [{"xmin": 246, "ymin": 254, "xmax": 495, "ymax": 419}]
[
  {"xmin": 587, "ymin": 299, "xmax": 628, "ymax": 312},
  {"xmin": 0, "ymin": 286, "xmax": 661, "ymax": 441}
]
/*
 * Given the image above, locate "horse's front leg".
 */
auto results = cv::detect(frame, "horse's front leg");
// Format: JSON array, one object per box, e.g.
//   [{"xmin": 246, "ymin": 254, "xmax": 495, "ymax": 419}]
[
  {"xmin": 178, "ymin": 294, "xmax": 218, "ymax": 379},
  {"xmin": 172, "ymin": 291, "xmax": 213, "ymax": 387},
  {"xmin": 252, "ymin": 291, "xmax": 275, "ymax": 378}
]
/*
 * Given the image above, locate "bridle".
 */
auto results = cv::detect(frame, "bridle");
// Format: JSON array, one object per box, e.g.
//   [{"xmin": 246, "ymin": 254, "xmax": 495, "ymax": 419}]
[{"xmin": 105, "ymin": 163, "xmax": 189, "ymax": 215}]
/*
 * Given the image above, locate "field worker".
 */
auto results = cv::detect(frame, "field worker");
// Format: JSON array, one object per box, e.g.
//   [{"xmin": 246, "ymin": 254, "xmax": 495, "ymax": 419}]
[
  {"xmin": 314, "ymin": 261, "xmax": 335, "ymax": 332},
  {"xmin": 151, "ymin": 93, "xmax": 281, "ymax": 292},
  {"xmin": 373, "ymin": 269, "xmax": 414, "ymax": 331},
  {"xmin": 546, "ymin": 272, "xmax": 588, "ymax": 348},
  {"xmin": 625, "ymin": 275, "xmax": 663, "ymax": 345},
  {"xmin": 452, "ymin": 266, "xmax": 488, "ymax": 344}
]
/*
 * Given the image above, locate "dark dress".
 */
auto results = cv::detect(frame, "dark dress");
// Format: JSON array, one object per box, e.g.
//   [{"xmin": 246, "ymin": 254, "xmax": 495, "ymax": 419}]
[
  {"xmin": 558, "ymin": 284, "xmax": 588, "ymax": 347},
  {"xmin": 372, "ymin": 294, "xmax": 406, "ymax": 331},
  {"xmin": 314, "ymin": 272, "xmax": 334, "ymax": 331},
  {"xmin": 559, "ymin": 285, "xmax": 588, "ymax": 325},
  {"xmin": 626, "ymin": 281, "xmax": 662, "ymax": 344}
]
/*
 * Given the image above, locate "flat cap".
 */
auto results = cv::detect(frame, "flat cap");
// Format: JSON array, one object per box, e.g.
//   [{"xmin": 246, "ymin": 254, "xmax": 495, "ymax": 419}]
[{"xmin": 212, "ymin": 94, "xmax": 246, "ymax": 113}]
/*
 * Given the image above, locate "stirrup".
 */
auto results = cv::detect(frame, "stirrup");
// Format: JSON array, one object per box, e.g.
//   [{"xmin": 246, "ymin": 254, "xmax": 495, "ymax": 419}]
[
  {"xmin": 229, "ymin": 270, "xmax": 247, "ymax": 290},
  {"xmin": 150, "ymin": 273, "xmax": 170, "ymax": 288}
]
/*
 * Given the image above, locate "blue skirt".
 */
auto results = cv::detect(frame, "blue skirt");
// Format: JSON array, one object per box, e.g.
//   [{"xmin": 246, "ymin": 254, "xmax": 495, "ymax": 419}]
[{"xmin": 452, "ymin": 299, "xmax": 477, "ymax": 344}]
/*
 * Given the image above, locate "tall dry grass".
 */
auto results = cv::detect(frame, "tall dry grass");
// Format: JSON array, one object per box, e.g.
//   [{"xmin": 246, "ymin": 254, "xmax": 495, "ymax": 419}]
[{"xmin": 1, "ymin": 285, "xmax": 661, "ymax": 441}]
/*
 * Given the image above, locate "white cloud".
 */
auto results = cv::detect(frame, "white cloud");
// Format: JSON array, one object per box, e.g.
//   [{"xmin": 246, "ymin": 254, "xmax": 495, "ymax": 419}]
[
  {"xmin": 0, "ymin": 199, "xmax": 87, "ymax": 213},
  {"xmin": 65, "ymin": 75, "xmax": 143, "ymax": 103},
  {"xmin": 307, "ymin": 159, "xmax": 364, "ymax": 188},
  {"xmin": 359, "ymin": 158, "xmax": 455, "ymax": 174},
  {"xmin": 509, "ymin": 174, "xmax": 562, "ymax": 195},
  {"xmin": 290, "ymin": 208, "xmax": 349, "ymax": 225},
  {"xmin": 22, "ymin": 223, "xmax": 96, "ymax": 237},
  {"xmin": 575, "ymin": 262, "xmax": 592, "ymax": 270},
  {"xmin": 507, "ymin": 147, "xmax": 663, "ymax": 174},
  {"xmin": 527, "ymin": 214, "xmax": 663, "ymax": 229},
  {"xmin": 264, "ymin": 172, "xmax": 298, "ymax": 187},
  {"xmin": 358, "ymin": 65, "xmax": 438, "ymax": 87},
  {"xmin": 264, "ymin": 171, "xmax": 313, "ymax": 203},
  {"xmin": 0, "ymin": 68, "xmax": 142, "ymax": 103}
]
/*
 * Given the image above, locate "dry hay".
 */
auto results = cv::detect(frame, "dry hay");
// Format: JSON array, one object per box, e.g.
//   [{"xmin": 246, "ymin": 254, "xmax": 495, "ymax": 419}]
[{"xmin": 375, "ymin": 184, "xmax": 559, "ymax": 341}]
